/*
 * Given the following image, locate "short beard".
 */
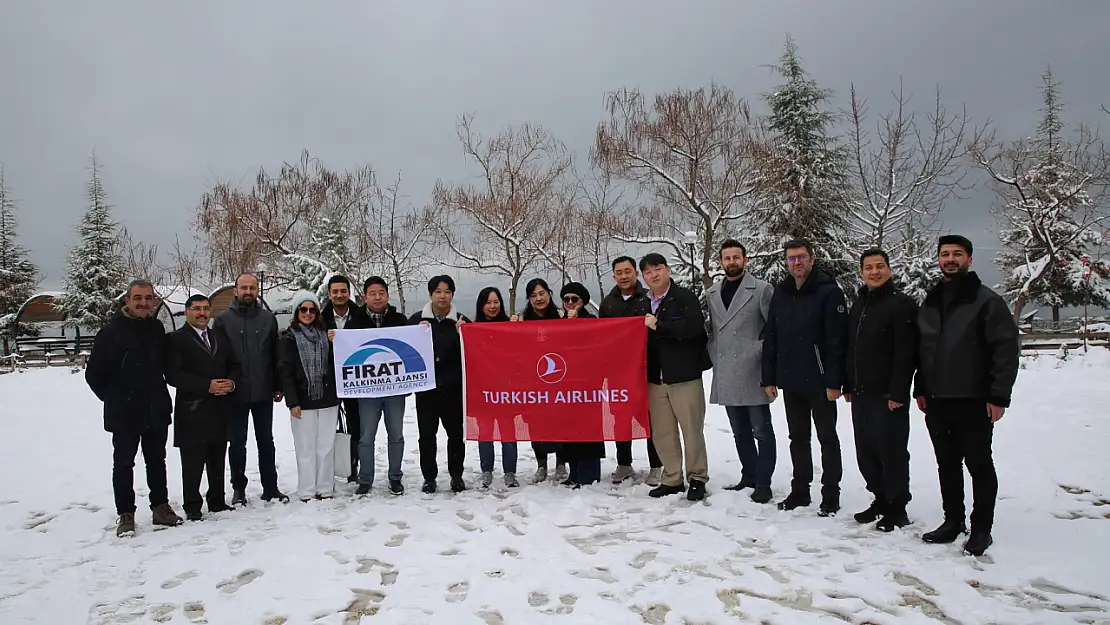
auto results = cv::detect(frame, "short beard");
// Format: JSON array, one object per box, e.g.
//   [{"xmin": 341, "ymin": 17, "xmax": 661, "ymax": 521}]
[{"xmin": 724, "ymin": 265, "xmax": 744, "ymax": 278}]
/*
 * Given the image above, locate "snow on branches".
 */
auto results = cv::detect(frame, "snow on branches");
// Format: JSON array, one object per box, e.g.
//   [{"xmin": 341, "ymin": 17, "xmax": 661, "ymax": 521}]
[{"xmin": 0, "ymin": 168, "xmax": 40, "ymax": 347}]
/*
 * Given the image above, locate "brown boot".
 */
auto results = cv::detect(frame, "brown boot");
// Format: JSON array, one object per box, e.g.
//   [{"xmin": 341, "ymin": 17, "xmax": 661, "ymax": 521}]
[
  {"xmin": 152, "ymin": 503, "xmax": 184, "ymax": 527},
  {"xmin": 116, "ymin": 513, "xmax": 136, "ymax": 537}
]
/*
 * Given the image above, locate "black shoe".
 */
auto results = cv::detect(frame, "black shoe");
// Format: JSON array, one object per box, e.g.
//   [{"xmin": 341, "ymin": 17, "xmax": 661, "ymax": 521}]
[
  {"xmin": 963, "ymin": 531, "xmax": 993, "ymax": 556},
  {"xmin": 922, "ymin": 518, "xmax": 967, "ymax": 544},
  {"xmin": 260, "ymin": 490, "xmax": 289, "ymax": 504},
  {"xmin": 723, "ymin": 479, "xmax": 756, "ymax": 492},
  {"xmin": 751, "ymin": 486, "xmax": 773, "ymax": 504},
  {"xmin": 649, "ymin": 483, "xmax": 686, "ymax": 498},
  {"xmin": 818, "ymin": 498, "xmax": 840, "ymax": 517},
  {"xmin": 389, "ymin": 480, "xmax": 404, "ymax": 496},
  {"xmin": 854, "ymin": 499, "xmax": 887, "ymax": 524},
  {"xmin": 186, "ymin": 511, "xmax": 203, "ymax": 522},
  {"xmin": 347, "ymin": 474, "xmax": 358, "ymax": 484},
  {"xmin": 208, "ymin": 502, "xmax": 234, "ymax": 514},
  {"xmin": 777, "ymin": 492, "xmax": 811, "ymax": 511},
  {"xmin": 450, "ymin": 477, "xmax": 467, "ymax": 493},
  {"xmin": 876, "ymin": 509, "xmax": 910, "ymax": 532},
  {"xmin": 422, "ymin": 480, "xmax": 437, "ymax": 494},
  {"xmin": 231, "ymin": 488, "xmax": 247, "ymax": 506},
  {"xmin": 355, "ymin": 484, "xmax": 371, "ymax": 496},
  {"xmin": 687, "ymin": 480, "xmax": 707, "ymax": 501}
]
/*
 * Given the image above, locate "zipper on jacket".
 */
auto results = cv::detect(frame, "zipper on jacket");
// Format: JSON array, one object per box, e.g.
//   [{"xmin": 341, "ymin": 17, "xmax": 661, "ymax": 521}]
[
  {"xmin": 814, "ymin": 344, "xmax": 825, "ymax": 376},
  {"xmin": 853, "ymin": 299, "xmax": 868, "ymax": 392}
]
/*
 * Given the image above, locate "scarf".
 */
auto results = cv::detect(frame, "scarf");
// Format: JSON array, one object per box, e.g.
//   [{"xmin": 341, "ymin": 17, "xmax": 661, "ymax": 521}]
[
  {"xmin": 367, "ymin": 309, "xmax": 385, "ymax": 328},
  {"xmin": 292, "ymin": 325, "xmax": 329, "ymax": 400}
]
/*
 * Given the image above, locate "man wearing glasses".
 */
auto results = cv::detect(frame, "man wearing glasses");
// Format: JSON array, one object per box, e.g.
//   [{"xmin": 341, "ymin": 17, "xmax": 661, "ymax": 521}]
[{"xmin": 761, "ymin": 240, "xmax": 848, "ymax": 517}]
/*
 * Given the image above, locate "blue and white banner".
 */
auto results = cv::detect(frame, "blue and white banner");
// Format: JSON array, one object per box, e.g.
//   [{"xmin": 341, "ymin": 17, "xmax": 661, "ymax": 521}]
[{"xmin": 333, "ymin": 325, "xmax": 437, "ymax": 398}]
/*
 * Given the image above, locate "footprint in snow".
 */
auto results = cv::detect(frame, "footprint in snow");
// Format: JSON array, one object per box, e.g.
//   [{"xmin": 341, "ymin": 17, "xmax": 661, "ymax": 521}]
[
  {"xmin": 183, "ymin": 601, "xmax": 207, "ymax": 623},
  {"xmin": 528, "ymin": 591, "xmax": 577, "ymax": 615},
  {"xmin": 475, "ymin": 609, "xmax": 505, "ymax": 625},
  {"xmin": 228, "ymin": 537, "xmax": 245, "ymax": 556},
  {"xmin": 160, "ymin": 570, "xmax": 199, "ymax": 589},
  {"xmin": 446, "ymin": 582, "xmax": 470, "ymax": 603},
  {"xmin": 385, "ymin": 533, "xmax": 408, "ymax": 547},
  {"xmin": 571, "ymin": 567, "xmax": 618, "ymax": 583},
  {"xmin": 326, "ymin": 550, "xmax": 350, "ymax": 565},
  {"xmin": 391, "ymin": 520, "xmax": 409, "ymax": 530},
  {"xmin": 24, "ymin": 511, "xmax": 56, "ymax": 531},
  {"xmin": 147, "ymin": 603, "xmax": 176, "ymax": 623},
  {"xmin": 456, "ymin": 510, "xmax": 475, "ymax": 521},
  {"xmin": 345, "ymin": 589, "xmax": 386, "ymax": 620},
  {"xmin": 632, "ymin": 603, "xmax": 671, "ymax": 624},
  {"xmin": 629, "ymin": 551, "xmax": 657, "ymax": 570},
  {"xmin": 216, "ymin": 569, "xmax": 263, "ymax": 594},
  {"xmin": 439, "ymin": 548, "xmax": 461, "ymax": 556},
  {"xmin": 500, "ymin": 548, "xmax": 520, "ymax": 558}
]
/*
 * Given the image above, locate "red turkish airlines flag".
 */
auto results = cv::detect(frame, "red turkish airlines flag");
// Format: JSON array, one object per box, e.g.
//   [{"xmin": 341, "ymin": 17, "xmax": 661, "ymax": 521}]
[{"xmin": 461, "ymin": 317, "xmax": 649, "ymax": 442}]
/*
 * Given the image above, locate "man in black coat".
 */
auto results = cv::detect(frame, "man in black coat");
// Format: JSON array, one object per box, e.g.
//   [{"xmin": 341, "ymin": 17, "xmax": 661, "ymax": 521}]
[
  {"xmin": 85, "ymin": 280, "xmax": 183, "ymax": 537},
  {"xmin": 914, "ymin": 235, "xmax": 1019, "ymax": 556},
  {"xmin": 166, "ymin": 294, "xmax": 240, "ymax": 522},
  {"xmin": 639, "ymin": 253, "xmax": 712, "ymax": 502},
  {"xmin": 843, "ymin": 249, "xmax": 919, "ymax": 531},
  {"xmin": 321, "ymin": 274, "xmax": 368, "ymax": 483},
  {"xmin": 598, "ymin": 256, "xmax": 663, "ymax": 486},
  {"xmin": 761, "ymin": 239, "xmax": 849, "ymax": 516}
]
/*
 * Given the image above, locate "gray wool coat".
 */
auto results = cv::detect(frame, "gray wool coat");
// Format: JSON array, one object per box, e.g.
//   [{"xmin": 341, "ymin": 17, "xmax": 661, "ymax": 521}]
[{"xmin": 706, "ymin": 272, "xmax": 774, "ymax": 406}]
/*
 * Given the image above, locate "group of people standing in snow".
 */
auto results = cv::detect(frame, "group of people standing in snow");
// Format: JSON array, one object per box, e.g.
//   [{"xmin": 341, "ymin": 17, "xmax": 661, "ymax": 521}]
[{"xmin": 86, "ymin": 233, "xmax": 1018, "ymax": 557}]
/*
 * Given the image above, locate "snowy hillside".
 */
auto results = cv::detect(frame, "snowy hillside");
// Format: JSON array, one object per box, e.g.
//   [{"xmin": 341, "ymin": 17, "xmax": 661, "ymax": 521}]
[{"xmin": 1, "ymin": 354, "xmax": 1109, "ymax": 624}]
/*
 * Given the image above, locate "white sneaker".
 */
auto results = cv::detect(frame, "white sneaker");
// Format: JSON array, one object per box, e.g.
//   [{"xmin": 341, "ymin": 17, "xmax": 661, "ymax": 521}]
[
  {"xmin": 645, "ymin": 467, "xmax": 663, "ymax": 487},
  {"xmin": 479, "ymin": 472, "xmax": 493, "ymax": 488},
  {"xmin": 611, "ymin": 465, "xmax": 635, "ymax": 484},
  {"xmin": 554, "ymin": 463, "xmax": 569, "ymax": 482},
  {"xmin": 532, "ymin": 467, "xmax": 548, "ymax": 483}
]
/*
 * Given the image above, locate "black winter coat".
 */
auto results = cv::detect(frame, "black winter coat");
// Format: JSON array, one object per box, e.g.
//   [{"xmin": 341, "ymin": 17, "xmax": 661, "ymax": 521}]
[
  {"xmin": 844, "ymin": 281, "xmax": 919, "ymax": 404},
  {"xmin": 278, "ymin": 328, "xmax": 340, "ymax": 411},
  {"xmin": 322, "ymin": 300, "xmax": 368, "ymax": 330},
  {"xmin": 646, "ymin": 280, "xmax": 712, "ymax": 385},
  {"xmin": 166, "ymin": 326, "xmax": 240, "ymax": 447},
  {"xmin": 213, "ymin": 299, "xmax": 281, "ymax": 403},
  {"xmin": 409, "ymin": 303, "xmax": 469, "ymax": 390},
  {"xmin": 561, "ymin": 308, "xmax": 605, "ymax": 461},
  {"xmin": 85, "ymin": 313, "xmax": 173, "ymax": 434},
  {"xmin": 598, "ymin": 283, "xmax": 650, "ymax": 319},
  {"xmin": 761, "ymin": 269, "xmax": 849, "ymax": 393},
  {"xmin": 913, "ymin": 272, "xmax": 1020, "ymax": 407}
]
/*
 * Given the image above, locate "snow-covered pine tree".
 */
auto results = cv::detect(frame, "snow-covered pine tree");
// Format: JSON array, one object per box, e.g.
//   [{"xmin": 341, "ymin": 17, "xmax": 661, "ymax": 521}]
[
  {"xmin": 754, "ymin": 36, "xmax": 857, "ymax": 292},
  {"xmin": 288, "ymin": 208, "xmax": 356, "ymax": 300},
  {"xmin": 0, "ymin": 168, "xmax": 41, "ymax": 351},
  {"xmin": 891, "ymin": 220, "xmax": 941, "ymax": 304},
  {"xmin": 58, "ymin": 154, "xmax": 128, "ymax": 332},
  {"xmin": 986, "ymin": 67, "xmax": 1110, "ymax": 321}
]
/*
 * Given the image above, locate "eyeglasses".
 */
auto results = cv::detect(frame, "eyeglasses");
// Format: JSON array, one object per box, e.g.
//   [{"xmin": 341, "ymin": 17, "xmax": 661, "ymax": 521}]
[
  {"xmin": 562, "ymin": 296, "xmax": 580, "ymax": 303},
  {"xmin": 187, "ymin": 306, "xmax": 211, "ymax": 312},
  {"xmin": 298, "ymin": 306, "xmax": 318, "ymax": 315},
  {"xmin": 786, "ymin": 254, "xmax": 810, "ymax": 264}
]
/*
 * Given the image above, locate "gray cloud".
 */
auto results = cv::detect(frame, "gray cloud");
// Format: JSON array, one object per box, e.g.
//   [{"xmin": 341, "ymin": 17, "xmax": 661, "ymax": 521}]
[{"xmin": 2, "ymin": 0, "xmax": 1108, "ymax": 311}]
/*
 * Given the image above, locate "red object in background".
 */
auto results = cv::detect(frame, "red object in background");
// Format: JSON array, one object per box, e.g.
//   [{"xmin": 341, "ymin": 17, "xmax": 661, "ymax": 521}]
[{"xmin": 461, "ymin": 317, "xmax": 649, "ymax": 442}]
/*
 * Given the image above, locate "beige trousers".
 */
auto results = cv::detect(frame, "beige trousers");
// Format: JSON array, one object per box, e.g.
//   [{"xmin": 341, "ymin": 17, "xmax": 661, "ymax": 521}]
[{"xmin": 648, "ymin": 378, "xmax": 709, "ymax": 487}]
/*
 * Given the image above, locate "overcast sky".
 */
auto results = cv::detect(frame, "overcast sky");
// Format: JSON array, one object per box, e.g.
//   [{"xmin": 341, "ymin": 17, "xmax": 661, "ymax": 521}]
[{"xmin": 2, "ymin": 0, "xmax": 1108, "ymax": 312}]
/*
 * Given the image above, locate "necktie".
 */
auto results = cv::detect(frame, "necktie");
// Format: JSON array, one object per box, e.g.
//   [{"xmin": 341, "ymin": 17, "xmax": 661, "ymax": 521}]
[{"xmin": 201, "ymin": 330, "xmax": 212, "ymax": 353}]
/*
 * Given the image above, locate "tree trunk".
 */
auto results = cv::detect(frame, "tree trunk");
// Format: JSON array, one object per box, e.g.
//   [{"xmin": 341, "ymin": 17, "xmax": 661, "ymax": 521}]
[
  {"xmin": 508, "ymin": 277, "xmax": 520, "ymax": 316},
  {"xmin": 1011, "ymin": 293, "xmax": 1026, "ymax": 323},
  {"xmin": 391, "ymin": 260, "xmax": 407, "ymax": 315},
  {"xmin": 1052, "ymin": 305, "xmax": 1061, "ymax": 323}
]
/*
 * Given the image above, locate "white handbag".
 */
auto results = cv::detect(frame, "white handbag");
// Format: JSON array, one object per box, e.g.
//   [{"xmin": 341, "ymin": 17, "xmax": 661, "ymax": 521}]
[{"xmin": 333, "ymin": 407, "xmax": 352, "ymax": 479}]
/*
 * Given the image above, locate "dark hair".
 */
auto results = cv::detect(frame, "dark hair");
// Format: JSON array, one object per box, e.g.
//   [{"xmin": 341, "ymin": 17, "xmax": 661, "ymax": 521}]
[
  {"xmin": 427, "ymin": 274, "xmax": 456, "ymax": 295},
  {"xmin": 937, "ymin": 234, "xmax": 973, "ymax": 257},
  {"xmin": 126, "ymin": 279, "xmax": 155, "ymax": 298},
  {"xmin": 525, "ymin": 278, "xmax": 552, "ymax": 299},
  {"xmin": 363, "ymin": 276, "xmax": 388, "ymax": 293},
  {"xmin": 783, "ymin": 239, "xmax": 813, "ymax": 256},
  {"xmin": 859, "ymin": 248, "xmax": 890, "ymax": 267},
  {"xmin": 475, "ymin": 287, "xmax": 509, "ymax": 322},
  {"xmin": 719, "ymin": 239, "xmax": 747, "ymax": 257},
  {"xmin": 184, "ymin": 294, "xmax": 210, "ymax": 308},
  {"xmin": 638, "ymin": 253, "xmax": 668, "ymax": 271},
  {"xmin": 327, "ymin": 274, "xmax": 351, "ymax": 291},
  {"xmin": 290, "ymin": 301, "xmax": 326, "ymax": 331},
  {"xmin": 611, "ymin": 255, "xmax": 636, "ymax": 271}
]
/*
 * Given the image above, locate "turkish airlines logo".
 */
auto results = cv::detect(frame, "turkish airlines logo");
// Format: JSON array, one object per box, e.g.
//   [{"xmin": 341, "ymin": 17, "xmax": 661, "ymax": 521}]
[{"xmin": 536, "ymin": 353, "xmax": 567, "ymax": 384}]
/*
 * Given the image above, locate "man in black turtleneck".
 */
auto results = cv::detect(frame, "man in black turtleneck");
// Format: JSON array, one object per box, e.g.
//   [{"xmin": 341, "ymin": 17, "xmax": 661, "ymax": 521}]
[{"xmin": 914, "ymin": 235, "xmax": 1019, "ymax": 556}]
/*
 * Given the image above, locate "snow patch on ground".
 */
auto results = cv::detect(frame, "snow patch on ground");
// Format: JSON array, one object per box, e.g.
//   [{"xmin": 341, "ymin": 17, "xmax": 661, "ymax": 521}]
[{"xmin": 1, "ymin": 354, "xmax": 1109, "ymax": 623}]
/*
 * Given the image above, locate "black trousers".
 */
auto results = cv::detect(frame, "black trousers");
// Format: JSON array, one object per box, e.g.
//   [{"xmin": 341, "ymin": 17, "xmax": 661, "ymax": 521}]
[
  {"xmin": 416, "ymin": 386, "xmax": 465, "ymax": 481},
  {"xmin": 180, "ymin": 442, "xmax": 227, "ymax": 515},
  {"xmin": 112, "ymin": 425, "xmax": 169, "ymax": 515},
  {"xmin": 615, "ymin": 437, "xmax": 662, "ymax": 469},
  {"xmin": 783, "ymin": 390, "xmax": 842, "ymax": 500},
  {"xmin": 925, "ymin": 398, "xmax": 997, "ymax": 532},
  {"xmin": 342, "ymin": 398, "xmax": 361, "ymax": 477},
  {"xmin": 532, "ymin": 442, "xmax": 565, "ymax": 467},
  {"xmin": 851, "ymin": 396, "xmax": 911, "ymax": 507}
]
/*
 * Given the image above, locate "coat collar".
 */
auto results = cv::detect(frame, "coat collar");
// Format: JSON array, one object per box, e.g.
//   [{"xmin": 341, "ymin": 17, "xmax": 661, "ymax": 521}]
[
  {"xmin": 924, "ymin": 271, "xmax": 982, "ymax": 307},
  {"xmin": 421, "ymin": 301, "xmax": 458, "ymax": 321},
  {"xmin": 856, "ymin": 279, "xmax": 897, "ymax": 302},
  {"xmin": 709, "ymin": 273, "xmax": 756, "ymax": 324},
  {"xmin": 606, "ymin": 282, "xmax": 647, "ymax": 301}
]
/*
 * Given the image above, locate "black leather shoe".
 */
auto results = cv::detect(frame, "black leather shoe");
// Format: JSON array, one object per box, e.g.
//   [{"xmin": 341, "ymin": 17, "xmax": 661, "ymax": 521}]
[
  {"xmin": 355, "ymin": 484, "xmax": 371, "ymax": 496},
  {"xmin": 922, "ymin": 518, "xmax": 967, "ymax": 544},
  {"xmin": 422, "ymin": 480, "xmax": 437, "ymax": 494},
  {"xmin": 723, "ymin": 479, "xmax": 756, "ymax": 491},
  {"xmin": 450, "ymin": 477, "xmax": 467, "ymax": 493},
  {"xmin": 854, "ymin": 499, "xmax": 887, "ymax": 524},
  {"xmin": 750, "ymin": 486, "xmax": 773, "ymax": 504},
  {"xmin": 687, "ymin": 480, "xmax": 707, "ymax": 501},
  {"xmin": 186, "ymin": 511, "xmax": 203, "ymax": 522},
  {"xmin": 649, "ymin": 483, "xmax": 685, "ymax": 498},
  {"xmin": 231, "ymin": 488, "xmax": 247, "ymax": 506},
  {"xmin": 261, "ymin": 490, "xmax": 289, "ymax": 504},
  {"xmin": 208, "ymin": 502, "xmax": 235, "ymax": 514},
  {"xmin": 963, "ymin": 531, "xmax": 993, "ymax": 556},
  {"xmin": 876, "ymin": 509, "xmax": 910, "ymax": 532},
  {"xmin": 777, "ymin": 492, "xmax": 811, "ymax": 511},
  {"xmin": 389, "ymin": 480, "xmax": 404, "ymax": 495}
]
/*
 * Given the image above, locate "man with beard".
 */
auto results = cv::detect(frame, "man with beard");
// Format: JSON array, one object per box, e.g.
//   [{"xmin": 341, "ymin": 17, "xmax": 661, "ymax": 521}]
[
  {"xmin": 598, "ymin": 256, "xmax": 663, "ymax": 486},
  {"xmin": 213, "ymin": 273, "xmax": 289, "ymax": 505},
  {"xmin": 321, "ymin": 274, "xmax": 367, "ymax": 483},
  {"xmin": 761, "ymin": 240, "xmax": 848, "ymax": 517},
  {"xmin": 914, "ymin": 235, "xmax": 1019, "ymax": 556},
  {"xmin": 705, "ymin": 240, "xmax": 776, "ymax": 504},
  {"xmin": 86, "ymin": 280, "xmax": 184, "ymax": 537}
]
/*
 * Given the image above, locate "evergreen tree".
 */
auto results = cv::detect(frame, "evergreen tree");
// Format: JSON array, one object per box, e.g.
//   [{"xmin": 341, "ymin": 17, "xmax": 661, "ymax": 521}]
[
  {"xmin": 891, "ymin": 220, "xmax": 941, "ymax": 304},
  {"xmin": 58, "ymin": 154, "xmax": 128, "ymax": 331},
  {"xmin": 754, "ymin": 35, "xmax": 857, "ymax": 291},
  {"xmin": 288, "ymin": 208, "xmax": 355, "ymax": 299},
  {"xmin": 0, "ymin": 168, "xmax": 41, "ymax": 351}
]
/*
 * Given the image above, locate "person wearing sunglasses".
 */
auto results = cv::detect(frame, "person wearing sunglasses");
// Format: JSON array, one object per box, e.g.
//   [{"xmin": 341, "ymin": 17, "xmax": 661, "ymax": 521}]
[
  {"xmin": 278, "ymin": 293, "xmax": 341, "ymax": 502},
  {"xmin": 558, "ymin": 282, "xmax": 606, "ymax": 488}
]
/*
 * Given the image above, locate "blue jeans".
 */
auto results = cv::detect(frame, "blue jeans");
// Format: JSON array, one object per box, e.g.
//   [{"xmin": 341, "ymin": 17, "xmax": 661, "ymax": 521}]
[
  {"xmin": 478, "ymin": 442, "xmax": 518, "ymax": 473},
  {"xmin": 229, "ymin": 401, "xmax": 278, "ymax": 492},
  {"xmin": 725, "ymin": 404, "xmax": 776, "ymax": 488},
  {"xmin": 357, "ymin": 395, "xmax": 406, "ymax": 486}
]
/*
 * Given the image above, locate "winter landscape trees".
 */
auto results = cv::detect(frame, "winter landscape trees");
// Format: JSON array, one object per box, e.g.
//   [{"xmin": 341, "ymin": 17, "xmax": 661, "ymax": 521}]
[{"xmin": 0, "ymin": 168, "xmax": 40, "ymax": 352}]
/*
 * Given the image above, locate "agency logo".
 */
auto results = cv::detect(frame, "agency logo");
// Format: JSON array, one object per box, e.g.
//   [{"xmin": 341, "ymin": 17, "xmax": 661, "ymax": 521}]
[
  {"xmin": 536, "ymin": 352, "xmax": 567, "ymax": 384},
  {"xmin": 341, "ymin": 337, "xmax": 428, "ymax": 391}
]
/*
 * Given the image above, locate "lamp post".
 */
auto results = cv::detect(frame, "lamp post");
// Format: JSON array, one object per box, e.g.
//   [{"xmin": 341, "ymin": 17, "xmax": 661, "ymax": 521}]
[
  {"xmin": 257, "ymin": 261, "xmax": 268, "ymax": 307},
  {"xmin": 684, "ymin": 230, "xmax": 698, "ymax": 290},
  {"xmin": 1081, "ymin": 254, "xmax": 1091, "ymax": 354}
]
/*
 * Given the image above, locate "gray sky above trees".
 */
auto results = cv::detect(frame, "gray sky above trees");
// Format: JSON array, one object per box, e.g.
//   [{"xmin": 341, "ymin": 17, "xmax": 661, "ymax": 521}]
[{"xmin": 1, "ymin": 0, "xmax": 1108, "ymax": 310}]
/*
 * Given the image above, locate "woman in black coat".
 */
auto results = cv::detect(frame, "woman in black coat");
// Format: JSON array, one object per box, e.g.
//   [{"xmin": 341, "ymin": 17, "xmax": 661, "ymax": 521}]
[{"xmin": 559, "ymin": 282, "xmax": 605, "ymax": 488}]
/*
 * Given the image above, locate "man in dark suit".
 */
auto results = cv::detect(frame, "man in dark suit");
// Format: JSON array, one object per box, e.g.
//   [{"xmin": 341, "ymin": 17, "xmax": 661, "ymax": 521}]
[{"xmin": 166, "ymin": 294, "xmax": 240, "ymax": 522}]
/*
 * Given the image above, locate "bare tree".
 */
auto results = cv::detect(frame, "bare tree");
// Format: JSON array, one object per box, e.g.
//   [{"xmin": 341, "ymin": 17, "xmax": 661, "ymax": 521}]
[
  {"xmin": 528, "ymin": 184, "xmax": 585, "ymax": 287},
  {"xmin": 118, "ymin": 227, "xmax": 164, "ymax": 284},
  {"xmin": 432, "ymin": 114, "xmax": 572, "ymax": 314},
  {"xmin": 575, "ymin": 168, "xmax": 628, "ymax": 296},
  {"xmin": 592, "ymin": 84, "xmax": 763, "ymax": 291},
  {"xmin": 355, "ymin": 172, "xmax": 437, "ymax": 314},
  {"xmin": 164, "ymin": 234, "xmax": 212, "ymax": 292}
]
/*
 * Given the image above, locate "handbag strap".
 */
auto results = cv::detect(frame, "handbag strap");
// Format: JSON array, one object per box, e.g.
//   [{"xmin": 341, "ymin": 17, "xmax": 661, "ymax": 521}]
[{"xmin": 336, "ymin": 402, "xmax": 347, "ymax": 434}]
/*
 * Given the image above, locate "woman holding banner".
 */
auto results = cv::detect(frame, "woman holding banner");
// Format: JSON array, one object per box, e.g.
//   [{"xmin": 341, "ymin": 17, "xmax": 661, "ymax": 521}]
[
  {"xmin": 278, "ymin": 293, "xmax": 340, "ymax": 502},
  {"xmin": 473, "ymin": 287, "xmax": 519, "ymax": 489},
  {"xmin": 559, "ymin": 282, "xmax": 605, "ymax": 488},
  {"xmin": 510, "ymin": 278, "xmax": 567, "ymax": 484}
]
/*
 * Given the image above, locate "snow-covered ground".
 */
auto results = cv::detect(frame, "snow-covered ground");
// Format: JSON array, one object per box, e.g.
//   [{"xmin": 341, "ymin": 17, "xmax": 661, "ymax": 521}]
[{"xmin": 2, "ymin": 353, "xmax": 1109, "ymax": 625}]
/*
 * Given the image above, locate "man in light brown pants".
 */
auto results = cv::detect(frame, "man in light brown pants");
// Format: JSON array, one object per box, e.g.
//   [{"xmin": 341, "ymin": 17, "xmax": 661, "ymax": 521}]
[{"xmin": 639, "ymin": 253, "xmax": 713, "ymax": 502}]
